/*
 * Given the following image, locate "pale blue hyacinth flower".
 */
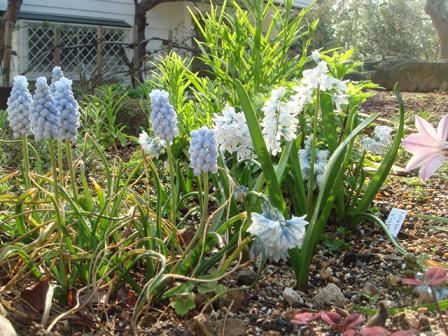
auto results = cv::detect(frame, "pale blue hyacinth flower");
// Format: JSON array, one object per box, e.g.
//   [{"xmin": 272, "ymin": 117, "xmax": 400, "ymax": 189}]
[
  {"xmin": 50, "ymin": 66, "xmax": 64, "ymax": 95},
  {"xmin": 7, "ymin": 76, "xmax": 33, "ymax": 138},
  {"xmin": 53, "ymin": 77, "xmax": 80, "ymax": 142},
  {"xmin": 299, "ymin": 136, "xmax": 329, "ymax": 188},
  {"xmin": 30, "ymin": 77, "xmax": 60, "ymax": 141},
  {"xmin": 361, "ymin": 125, "xmax": 393, "ymax": 155},
  {"xmin": 138, "ymin": 131, "xmax": 165, "ymax": 159},
  {"xmin": 248, "ymin": 204, "xmax": 308, "ymax": 262},
  {"xmin": 189, "ymin": 127, "xmax": 218, "ymax": 176},
  {"xmin": 149, "ymin": 89, "xmax": 178, "ymax": 143}
]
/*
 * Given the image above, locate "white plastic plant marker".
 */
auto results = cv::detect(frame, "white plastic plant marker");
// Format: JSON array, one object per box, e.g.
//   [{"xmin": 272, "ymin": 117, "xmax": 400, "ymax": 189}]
[{"xmin": 385, "ymin": 208, "xmax": 407, "ymax": 237}]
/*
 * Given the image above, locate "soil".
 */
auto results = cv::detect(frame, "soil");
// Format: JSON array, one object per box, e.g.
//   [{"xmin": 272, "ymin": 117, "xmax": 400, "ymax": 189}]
[{"xmin": 3, "ymin": 90, "xmax": 448, "ymax": 336}]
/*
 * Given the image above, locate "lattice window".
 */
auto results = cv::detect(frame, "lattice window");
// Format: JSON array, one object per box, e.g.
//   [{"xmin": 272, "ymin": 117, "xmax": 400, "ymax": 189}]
[{"xmin": 23, "ymin": 21, "xmax": 129, "ymax": 79}]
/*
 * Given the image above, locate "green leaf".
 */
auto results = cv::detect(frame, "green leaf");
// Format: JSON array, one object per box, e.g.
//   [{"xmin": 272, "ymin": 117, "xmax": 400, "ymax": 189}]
[
  {"xmin": 320, "ymin": 92, "xmax": 338, "ymax": 153},
  {"xmin": 197, "ymin": 281, "xmax": 218, "ymax": 294},
  {"xmin": 234, "ymin": 79, "xmax": 286, "ymax": 213},
  {"xmin": 288, "ymin": 138, "xmax": 307, "ymax": 216},
  {"xmin": 170, "ymin": 293, "xmax": 196, "ymax": 316},
  {"xmin": 350, "ymin": 86, "xmax": 405, "ymax": 221},
  {"xmin": 298, "ymin": 114, "xmax": 378, "ymax": 289}
]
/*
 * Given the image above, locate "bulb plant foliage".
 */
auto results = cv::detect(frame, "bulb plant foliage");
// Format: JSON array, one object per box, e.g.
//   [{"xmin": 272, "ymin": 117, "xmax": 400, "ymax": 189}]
[{"xmin": 0, "ymin": 0, "xmax": 422, "ymax": 330}]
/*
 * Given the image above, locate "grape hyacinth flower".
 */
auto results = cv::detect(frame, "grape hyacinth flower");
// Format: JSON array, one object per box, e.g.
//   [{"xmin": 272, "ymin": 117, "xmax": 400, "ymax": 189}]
[
  {"xmin": 149, "ymin": 89, "xmax": 178, "ymax": 143},
  {"xmin": 30, "ymin": 77, "xmax": 60, "ymax": 141},
  {"xmin": 261, "ymin": 87, "xmax": 299, "ymax": 156},
  {"xmin": 248, "ymin": 204, "xmax": 308, "ymax": 262},
  {"xmin": 138, "ymin": 131, "xmax": 165, "ymax": 159},
  {"xmin": 7, "ymin": 76, "xmax": 33, "ymax": 138},
  {"xmin": 189, "ymin": 127, "xmax": 218, "ymax": 176},
  {"xmin": 50, "ymin": 66, "xmax": 64, "ymax": 94},
  {"xmin": 299, "ymin": 136, "xmax": 329, "ymax": 188},
  {"xmin": 53, "ymin": 77, "xmax": 79, "ymax": 142},
  {"xmin": 361, "ymin": 125, "xmax": 393, "ymax": 155},
  {"xmin": 402, "ymin": 115, "xmax": 448, "ymax": 183},
  {"xmin": 213, "ymin": 105, "xmax": 254, "ymax": 160}
]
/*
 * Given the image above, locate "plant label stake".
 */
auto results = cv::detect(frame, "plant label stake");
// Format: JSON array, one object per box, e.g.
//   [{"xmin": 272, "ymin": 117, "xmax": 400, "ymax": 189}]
[{"xmin": 385, "ymin": 208, "xmax": 407, "ymax": 237}]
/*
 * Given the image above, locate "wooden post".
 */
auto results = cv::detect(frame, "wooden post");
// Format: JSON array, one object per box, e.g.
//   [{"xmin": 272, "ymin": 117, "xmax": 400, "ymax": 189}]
[
  {"xmin": 2, "ymin": 21, "xmax": 14, "ymax": 86},
  {"xmin": 53, "ymin": 28, "xmax": 61, "ymax": 66},
  {"xmin": 132, "ymin": 24, "xmax": 140, "ymax": 86},
  {"xmin": 96, "ymin": 25, "xmax": 103, "ymax": 81},
  {"xmin": 167, "ymin": 29, "xmax": 173, "ymax": 50}
]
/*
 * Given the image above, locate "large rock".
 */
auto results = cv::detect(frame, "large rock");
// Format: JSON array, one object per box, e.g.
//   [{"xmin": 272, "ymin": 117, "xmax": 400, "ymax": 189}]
[{"xmin": 373, "ymin": 60, "xmax": 448, "ymax": 92}]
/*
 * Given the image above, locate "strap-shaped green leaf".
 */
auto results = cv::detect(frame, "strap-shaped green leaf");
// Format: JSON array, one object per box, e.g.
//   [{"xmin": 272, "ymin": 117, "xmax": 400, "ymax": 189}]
[
  {"xmin": 298, "ymin": 113, "xmax": 378, "ymax": 288},
  {"xmin": 234, "ymin": 79, "xmax": 286, "ymax": 213},
  {"xmin": 350, "ymin": 86, "xmax": 405, "ymax": 221}
]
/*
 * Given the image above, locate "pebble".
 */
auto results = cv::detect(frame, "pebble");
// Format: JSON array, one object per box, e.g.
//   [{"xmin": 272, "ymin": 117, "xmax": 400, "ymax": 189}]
[
  {"xmin": 282, "ymin": 287, "xmax": 301, "ymax": 306},
  {"xmin": 0, "ymin": 316, "xmax": 16, "ymax": 336},
  {"xmin": 236, "ymin": 269, "xmax": 257, "ymax": 286},
  {"xmin": 313, "ymin": 283, "xmax": 345, "ymax": 308}
]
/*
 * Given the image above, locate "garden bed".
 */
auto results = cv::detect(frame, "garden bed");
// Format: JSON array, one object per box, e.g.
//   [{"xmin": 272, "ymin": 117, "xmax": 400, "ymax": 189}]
[{"xmin": 3, "ymin": 90, "xmax": 447, "ymax": 336}]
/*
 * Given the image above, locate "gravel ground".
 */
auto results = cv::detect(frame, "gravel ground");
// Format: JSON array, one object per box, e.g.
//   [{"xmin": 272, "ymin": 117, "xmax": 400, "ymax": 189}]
[{"xmin": 5, "ymin": 91, "xmax": 448, "ymax": 335}]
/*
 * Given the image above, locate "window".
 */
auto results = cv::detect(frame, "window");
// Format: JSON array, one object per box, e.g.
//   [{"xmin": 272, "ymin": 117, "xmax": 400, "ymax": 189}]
[{"xmin": 23, "ymin": 21, "xmax": 129, "ymax": 79}]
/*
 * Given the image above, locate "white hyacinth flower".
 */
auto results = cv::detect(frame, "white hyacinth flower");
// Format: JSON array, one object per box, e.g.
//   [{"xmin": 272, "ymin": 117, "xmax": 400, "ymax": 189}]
[
  {"xmin": 248, "ymin": 205, "xmax": 308, "ymax": 262},
  {"xmin": 361, "ymin": 125, "xmax": 393, "ymax": 155},
  {"xmin": 138, "ymin": 131, "xmax": 165, "ymax": 159},
  {"xmin": 7, "ymin": 76, "xmax": 32, "ymax": 138},
  {"xmin": 333, "ymin": 94, "xmax": 349, "ymax": 111},
  {"xmin": 287, "ymin": 85, "xmax": 313, "ymax": 114},
  {"xmin": 302, "ymin": 61, "xmax": 349, "ymax": 96},
  {"xmin": 311, "ymin": 49, "xmax": 321, "ymax": 63},
  {"xmin": 54, "ymin": 77, "xmax": 79, "ymax": 142},
  {"xmin": 261, "ymin": 87, "xmax": 299, "ymax": 156},
  {"xmin": 299, "ymin": 136, "xmax": 329, "ymax": 188},
  {"xmin": 213, "ymin": 105, "xmax": 254, "ymax": 160},
  {"xmin": 30, "ymin": 77, "xmax": 60, "ymax": 141}
]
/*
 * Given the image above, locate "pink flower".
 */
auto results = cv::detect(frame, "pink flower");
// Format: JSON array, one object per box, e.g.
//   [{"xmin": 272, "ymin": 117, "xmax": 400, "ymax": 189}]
[{"xmin": 402, "ymin": 115, "xmax": 448, "ymax": 183}]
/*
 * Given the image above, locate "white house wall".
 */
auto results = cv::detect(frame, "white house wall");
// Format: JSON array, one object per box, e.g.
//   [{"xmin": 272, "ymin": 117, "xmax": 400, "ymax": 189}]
[{"xmin": 1, "ymin": 0, "xmax": 193, "ymax": 52}]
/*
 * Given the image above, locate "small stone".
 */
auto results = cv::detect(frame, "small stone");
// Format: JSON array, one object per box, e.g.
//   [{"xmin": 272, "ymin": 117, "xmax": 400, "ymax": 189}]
[
  {"xmin": 386, "ymin": 275, "xmax": 400, "ymax": 287},
  {"xmin": 319, "ymin": 267, "xmax": 332, "ymax": 280},
  {"xmin": 260, "ymin": 318, "xmax": 294, "ymax": 332},
  {"xmin": 266, "ymin": 331, "xmax": 281, "ymax": 336},
  {"xmin": 282, "ymin": 287, "xmax": 301, "ymax": 306},
  {"xmin": 271, "ymin": 310, "xmax": 282, "ymax": 319},
  {"xmin": 417, "ymin": 307, "xmax": 428, "ymax": 314},
  {"xmin": 236, "ymin": 269, "xmax": 257, "ymax": 286},
  {"xmin": 0, "ymin": 315, "xmax": 16, "ymax": 336},
  {"xmin": 313, "ymin": 283, "xmax": 345, "ymax": 308},
  {"xmin": 329, "ymin": 276, "xmax": 341, "ymax": 285},
  {"xmin": 402, "ymin": 312, "xmax": 420, "ymax": 329},
  {"xmin": 216, "ymin": 318, "xmax": 246, "ymax": 336}
]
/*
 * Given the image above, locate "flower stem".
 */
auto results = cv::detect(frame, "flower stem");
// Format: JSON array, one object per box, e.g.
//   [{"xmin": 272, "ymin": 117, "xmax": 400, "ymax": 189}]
[
  {"xmin": 49, "ymin": 140, "xmax": 59, "ymax": 202},
  {"xmin": 307, "ymin": 87, "xmax": 320, "ymax": 217},
  {"xmin": 173, "ymin": 172, "xmax": 209, "ymax": 273},
  {"xmin": 48, "ymin": 139, "xmax": 69, "ymax": 300},
  {"xmin": 65, "ymin": 140, "xmax": 78, "ymax": 200},
  {"xmin": 166, "ymin": 143, "xmax": 177, "ymax": 226},
  {"xmin": 21, "ymin": 136, "xmax": 31, "ymax": 189},
  {"xmin": 430, "ymin": 285, "xmax": 448, "ymax": 334},
  {"xmin": 57, "ymin": 140, "xmax": 64, "ymax": 185}
]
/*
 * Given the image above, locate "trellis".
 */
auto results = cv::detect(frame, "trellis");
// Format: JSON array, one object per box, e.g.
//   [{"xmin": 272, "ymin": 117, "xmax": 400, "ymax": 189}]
[{"xmin": 19, "ymin": 21, "xmax": 130, "ymax": 80}]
